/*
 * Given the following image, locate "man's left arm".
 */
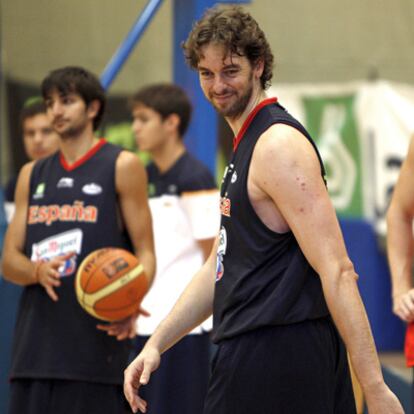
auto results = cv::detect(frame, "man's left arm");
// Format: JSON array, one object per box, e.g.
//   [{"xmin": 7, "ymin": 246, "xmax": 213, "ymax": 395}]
[
  {"xmin": 97, "ymin": 151, "xmax": 155, "ymax": 340},
  {"xmin": 115, "ymin": 151, "xmax": 155, "ymax": 282},
  {"xmin": 251, "ymin": 124, "xmax": 402, "ymax": 414}
]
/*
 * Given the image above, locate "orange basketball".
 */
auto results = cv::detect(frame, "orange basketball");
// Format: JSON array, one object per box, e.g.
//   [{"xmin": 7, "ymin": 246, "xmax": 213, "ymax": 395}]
[{"xmin": 75, "ymin": 247, "xmax": 148, "ymax": 321}]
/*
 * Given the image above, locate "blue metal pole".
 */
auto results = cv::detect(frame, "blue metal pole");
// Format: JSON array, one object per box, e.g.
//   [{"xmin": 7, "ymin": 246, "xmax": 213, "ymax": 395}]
[{"xmin": 101, "ymin": 0, "xmax": 164, "ymax": 90}]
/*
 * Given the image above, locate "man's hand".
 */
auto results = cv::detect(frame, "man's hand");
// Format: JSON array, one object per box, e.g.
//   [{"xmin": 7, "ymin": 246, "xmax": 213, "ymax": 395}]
[
  {"xmin": 124, "ymin": 346, "xmax": 161, "ymax": 413},
  {"xmin": 36, "ymin": 252, "xmax": 75, "ymax": 301},
  {"xmin": 365, "ymin": 382, "xmax": 404, "ymax": 413},
  {"xmin": 97, "ymin": 307, "xmax": 150, "ymax": 340},
  {"xmin": 393, "ymin": 289, "xmax": 414, "ymax": 322}
]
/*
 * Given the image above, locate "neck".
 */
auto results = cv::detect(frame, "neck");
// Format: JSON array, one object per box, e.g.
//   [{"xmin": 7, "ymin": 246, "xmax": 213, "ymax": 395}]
[
  {"xmin": 151, "ymin": 138, "xmax": 186, "ymax": 174},
  {"xmin": 226, "ymin": 89, "xmax": 268, "ymax": 136},
  {"xmin": 59, "ymin": 126, "xmax": 98, "ymax": 165}
]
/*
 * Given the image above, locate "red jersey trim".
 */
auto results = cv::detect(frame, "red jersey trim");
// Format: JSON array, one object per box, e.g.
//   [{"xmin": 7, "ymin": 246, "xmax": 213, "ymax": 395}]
[
  {"xmin": 233, "ymin": 97, "xmax": 278, "ymax": 151},
  {"xmin": 59, "ymin": 138, "xmax": 107, "ymax": 172}
]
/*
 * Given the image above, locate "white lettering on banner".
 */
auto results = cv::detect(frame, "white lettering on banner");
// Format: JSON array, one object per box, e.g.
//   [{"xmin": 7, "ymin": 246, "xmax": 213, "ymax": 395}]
[{"xmin": 318, "ymin": 104, "xmax": 356, "ymax": 210}]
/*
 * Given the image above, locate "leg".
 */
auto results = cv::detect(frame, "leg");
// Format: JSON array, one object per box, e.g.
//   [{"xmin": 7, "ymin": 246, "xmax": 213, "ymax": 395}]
[{"xmin": 204, "ymin": 318, "xmax": 357, "ymax": 414}]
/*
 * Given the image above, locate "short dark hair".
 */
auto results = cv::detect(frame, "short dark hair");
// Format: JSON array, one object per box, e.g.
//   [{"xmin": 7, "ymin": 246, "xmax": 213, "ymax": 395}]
[
  {"xmin": 130, "ymin": 83, "xmax": 192, "ymax": 137},
  {"xmin": 41, "ymin": 66, "xmax": 106, "ymax": 130},
  {"xmin": 182, "ymin": 5, "xmax": 274, "ymax": 90},
  {"xmin": 20, "ymin": 100, "xmax": 48, "ymax": 130}
]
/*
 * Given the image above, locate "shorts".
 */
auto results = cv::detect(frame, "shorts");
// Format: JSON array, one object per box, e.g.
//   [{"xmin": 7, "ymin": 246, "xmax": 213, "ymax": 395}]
[
  {"xmin": 9, "ymin": 378, "xmax": 131, "ymax": 414},
  {"xmin": 135, "ymin": 332, "xmax": 211, "ymax": 414},
  {"xmin": 204, "ymin": 317, "xmax": 356, "ymax": 414}
]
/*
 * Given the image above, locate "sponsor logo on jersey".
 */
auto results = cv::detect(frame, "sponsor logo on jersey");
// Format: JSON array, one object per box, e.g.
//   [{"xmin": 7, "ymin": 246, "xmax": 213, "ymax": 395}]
[
  {"xmin": 33, "ymin": 182, "xmax": 46, "ymax": 200},
  {"xmin": 82, "ymin": 183, "xmax": 102, "ymax": 195},
  {"xmin": 168, "ymin": 184, "xmax": 178, "ymax": 194},
  {"xmin": 216, "ymin": 226, "xmax": 227, "ymax": 282},
  {"xmin": 57, "ymin": 255, "xmax": 77, "ymax": 277},
  {"xmin": 57, "ymin": 177, "xmax": 74, "ymax": 188},
  {"xmin": 31, "ymin": 229, "xmax": 83, "ymax": 277},
  {"xmin": 231, "ymin": 170, "xmax": 238, "ymax": 183},
  {"xmin": 28, "ymin": 201, "xmax": 98, "ymax": 226},
  {"xmin": 220, "ymin": 197, "xmax": 231, "ymax": 217},
  {"xmin": 148, "ymin": 183, "xmax": 156, "ymax": 197}
]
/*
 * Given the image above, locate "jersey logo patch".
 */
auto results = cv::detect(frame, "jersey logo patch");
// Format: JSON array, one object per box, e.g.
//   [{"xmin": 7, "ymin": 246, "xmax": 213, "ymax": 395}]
[
  {"xmin": 57, "ymin": 177, "xmax": 74, "ymax": 188},
  {"xmin": 231, "ymin": 171, "xmax": 238, "ymax": 183},
  {"xmin": 28, "ymin": 201, "xmax": 98, "ymax": 226},
  {"xmin": 30, "ymin": 229, "xmax": 83, "ymax": 277},
  {"xmin": 220, "ymin": 197, "xmax": 231, "ymax": 217},
  {"xmin": 216, "ymin": 226, "xmax": 227, "ymax": 282},
  {"xmin": 82, "ymin": 183, "xmax": 102, "ymax": 195},
  {"xmin": 33, "ymin": 182, "xmax": 46, "ymax": 200}
]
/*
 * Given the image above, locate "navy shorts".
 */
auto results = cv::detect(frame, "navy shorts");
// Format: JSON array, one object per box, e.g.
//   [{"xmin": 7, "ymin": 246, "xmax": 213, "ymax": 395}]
[
  {"xmin": 136, "ymin": 332, "xmax": 211, "ymax": 414},
  {"xmin": 204, "ymin": 318, "xmax": 356, "ymax": 414},
  {"xmin": 9, "ymin": 378, "xmax": 131, "ymax": 414}
]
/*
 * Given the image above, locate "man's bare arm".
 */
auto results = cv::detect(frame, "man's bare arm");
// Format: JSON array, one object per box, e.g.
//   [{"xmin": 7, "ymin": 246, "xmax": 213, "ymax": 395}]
[
  {"xmin": 1, "ymin": 162, "xmax": 67, "ymax": 301},
  {"xmin": 250, "ymin": 124, "xmax": 402, "ymax": 413},
  {"xmin": 116, "ymin": 151, "xmax": 156, "ymax": 285},
  {"xmin": 2, "ymin": 162, "xmax": 36, "ymax": 285},
  {"xmin": 387, "ymin": 137, "xmax": 414, "ymax": 321},
  {"xmin": 124, "ymin": 237, "xmax": 218, "ymax": 413}
]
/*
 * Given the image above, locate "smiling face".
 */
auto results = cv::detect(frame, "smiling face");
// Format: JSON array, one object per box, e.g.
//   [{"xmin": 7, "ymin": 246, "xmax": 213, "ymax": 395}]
[
  {"xmin": 22, "ymin": 113, "xmax": 60, "ymax": 160},
  {"xmin": 197, "ymin": 43, "xmax": 264, "ymax": 120},
  {"xmin": 44, "ymin": 89, "xmax": 98, "ymax": 139}
]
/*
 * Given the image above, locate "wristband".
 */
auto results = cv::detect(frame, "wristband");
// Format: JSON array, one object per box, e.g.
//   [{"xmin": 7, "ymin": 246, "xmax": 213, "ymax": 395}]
[{"xmin": 33, "ymin": 261, "xmax": 44, "ymax": 283}]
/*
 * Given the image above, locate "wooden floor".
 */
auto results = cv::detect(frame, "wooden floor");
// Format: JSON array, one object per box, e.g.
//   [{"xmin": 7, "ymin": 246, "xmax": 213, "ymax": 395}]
[
  {"xmin": 380, "ymin": 352, "xmax": 411, "ymax": 382},
  {"xmin": 379, "ymin": 352, "xmax": 411, "ymax": 413}
]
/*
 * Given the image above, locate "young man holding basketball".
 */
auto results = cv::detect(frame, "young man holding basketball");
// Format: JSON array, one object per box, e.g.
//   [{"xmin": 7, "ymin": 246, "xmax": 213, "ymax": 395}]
[
  {"xmin": 2, "ymin": 66, "xmax": 155, "ymax": 414},
  {"xmin": 124, "ymin": 6, "xmax": 403, "ymax": 414},
  {"xmin": 130, "ymin": 83, "xmax": 220, "ymax": 414}
]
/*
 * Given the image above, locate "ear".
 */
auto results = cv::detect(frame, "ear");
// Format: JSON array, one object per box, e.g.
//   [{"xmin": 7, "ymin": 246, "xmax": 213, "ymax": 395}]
[
  {"xmin": 87, "ymin": 99, "xmax": 101, "ymax": 121},
  {"xmin": 253, "ymin": 58, "xmax": 265, "ymax": 80},
  {"xmin": 164, "ymin": 113, "xmax": 181, "ymax": 134}
]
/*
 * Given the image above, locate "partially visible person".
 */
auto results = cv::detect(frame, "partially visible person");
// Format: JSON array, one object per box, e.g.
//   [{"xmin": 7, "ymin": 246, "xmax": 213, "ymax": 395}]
[
  {"xmin": 124, "ymin": 5, "xmax": 403, "ymax": 414},
  {"xmin": 2, "ymin": 66, "xmax": 155, "ymax": 414},
  {"xmin": 130, "ymin": 83, "xmax": 220, "ymax": 414},
  {"xmin": 4, "ymin": 100, "xmax": 60, "ymax": 221},
  {"xmin": 386, "ymin": 136, "xmax": 414, "ymax": 405}
]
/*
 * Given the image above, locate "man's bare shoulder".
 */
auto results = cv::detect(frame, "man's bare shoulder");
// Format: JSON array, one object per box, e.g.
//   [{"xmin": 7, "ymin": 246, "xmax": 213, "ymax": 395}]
[
  {"xmin": 116, "ymin": 150, "xmax": 146, "ymax": 174},
  {"xmin": 16, "ymin": 161, "xmax": 36, "ymax": 188},
  {"xmin": 115, "ymin": 150, "xmax": 147, "ymax": 191},
  {"xmin": 253, "ymin": 123, "xmax": 320, "ymax": 173}
]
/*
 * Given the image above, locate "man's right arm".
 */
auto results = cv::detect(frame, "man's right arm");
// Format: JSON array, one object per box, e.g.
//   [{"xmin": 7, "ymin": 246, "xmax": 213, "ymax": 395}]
[
  {"xmin": 2, "ymin": 162, "xmax": 37, "ymax": 285},
  {"xmin": 2, "ymin": 162, "xmax": 65, "ymax": 301},
  {"xmin": 387, "ymin": 137, "xmax": 414, "ymax": 322},
  {"xmin": 124, "ymin": 236, "xmax": 218, "ymax": 413}
]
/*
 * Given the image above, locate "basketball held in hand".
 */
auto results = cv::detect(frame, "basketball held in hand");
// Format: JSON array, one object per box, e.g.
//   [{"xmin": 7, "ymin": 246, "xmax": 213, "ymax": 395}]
[{"xmin": 75, "ymin": 248, "xmax": 148, "ymax": 321}]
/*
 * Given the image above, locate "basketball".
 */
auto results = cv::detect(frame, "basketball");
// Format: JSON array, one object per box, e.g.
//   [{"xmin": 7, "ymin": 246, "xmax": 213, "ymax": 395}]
[{"xmin": 75, "ymin": 247, "xmax": 148, "ymax": 322}]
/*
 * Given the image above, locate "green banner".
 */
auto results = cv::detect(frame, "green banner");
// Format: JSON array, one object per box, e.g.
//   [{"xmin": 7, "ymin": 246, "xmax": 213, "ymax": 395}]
[{"xmin": 303, "ymin": 94, "xmax": 363, "ymax": 218}]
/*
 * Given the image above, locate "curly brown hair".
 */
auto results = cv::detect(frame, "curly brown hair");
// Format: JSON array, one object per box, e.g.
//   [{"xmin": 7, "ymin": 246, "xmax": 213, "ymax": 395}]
[{"xmin": 182, "ymin": 5, "xmax": 274, "ymax": 90}]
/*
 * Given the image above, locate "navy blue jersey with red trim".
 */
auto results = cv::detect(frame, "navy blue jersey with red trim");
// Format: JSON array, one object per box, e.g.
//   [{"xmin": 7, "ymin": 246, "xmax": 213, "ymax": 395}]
[
  {"xmin": 10, "ymin": 139, "xmax": 133, "ymax": 384},
  {"xmin": 146, "ymin": 152, "xmax": 216, "ymax": 197},
  {"xmin": 212, "ymin": 99, "xmax": 329, "ymax": 343}
]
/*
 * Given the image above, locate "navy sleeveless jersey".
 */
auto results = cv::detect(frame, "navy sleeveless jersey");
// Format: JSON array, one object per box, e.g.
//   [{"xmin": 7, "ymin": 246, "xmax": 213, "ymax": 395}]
[
  {"xmin": 212, "ymin": 98, "xmax": 330, "ymax": 343},
  {"xmin": 10, "ymin": 139, "xmax": 134, "ymax": 384}
]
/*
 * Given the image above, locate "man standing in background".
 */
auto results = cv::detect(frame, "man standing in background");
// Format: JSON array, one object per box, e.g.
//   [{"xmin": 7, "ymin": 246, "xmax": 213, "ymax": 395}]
[
  {"xmin": 4, "ymin": 100, "xmax": 60, "ymax": 221},
  {"xmin": 387, "ymin": 137, "xmax": 414, "ymax": 407},
  {"xmin": 130, "ymin": 83, "xmax": 220, "ymax": 414}
]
